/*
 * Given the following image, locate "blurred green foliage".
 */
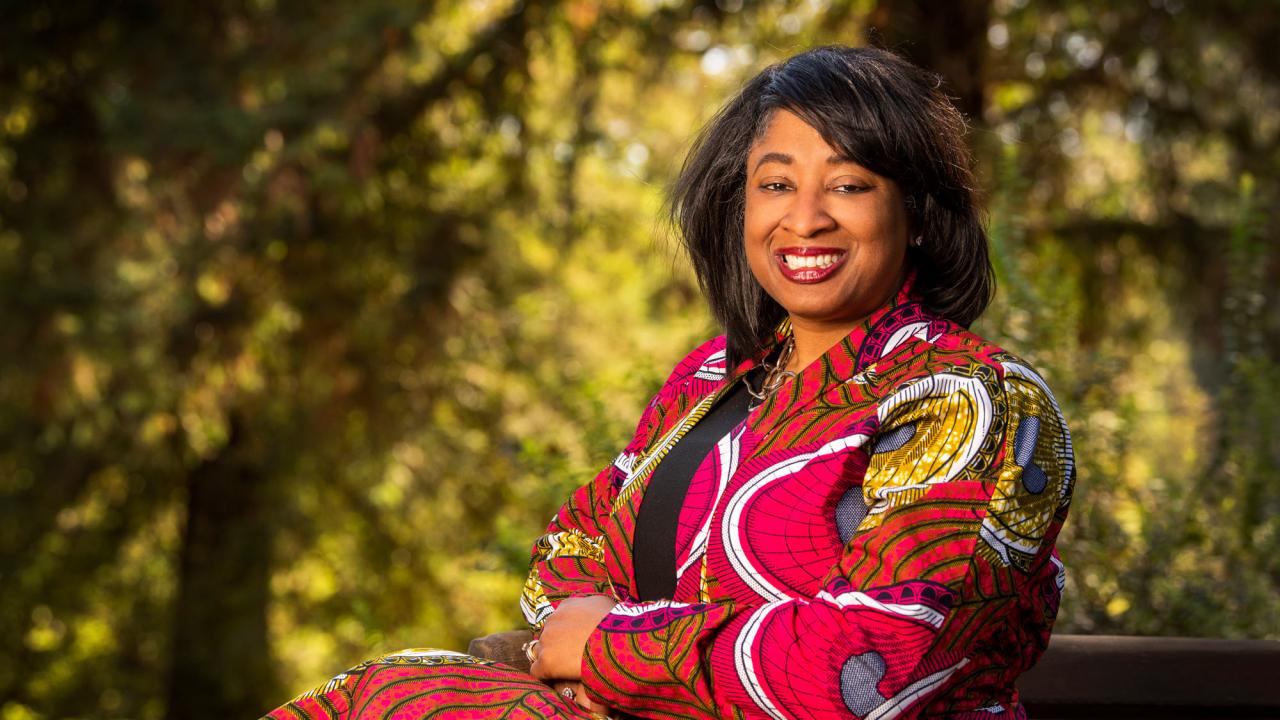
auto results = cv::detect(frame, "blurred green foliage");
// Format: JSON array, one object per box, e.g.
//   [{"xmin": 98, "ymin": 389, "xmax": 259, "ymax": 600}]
[{"xmin": 0, "ymin": 0, "xmax": 1277, "ymax": 718}]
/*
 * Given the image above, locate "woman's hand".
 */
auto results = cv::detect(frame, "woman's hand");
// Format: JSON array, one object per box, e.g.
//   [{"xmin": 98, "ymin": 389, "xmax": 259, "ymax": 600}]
[
  {"xmin": 531, "ymin": 594, "xmax": 617, "ymax": 710},
  {"xmin": 551, "ymin": 680, "xmax": 611, "ymax": 717}
]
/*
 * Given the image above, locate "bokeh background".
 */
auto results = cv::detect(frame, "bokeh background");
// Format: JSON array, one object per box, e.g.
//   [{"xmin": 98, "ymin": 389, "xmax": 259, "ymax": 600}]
[{"xmin": 2, "ymin": 0, "xmax": 1278, "ymax": 718}]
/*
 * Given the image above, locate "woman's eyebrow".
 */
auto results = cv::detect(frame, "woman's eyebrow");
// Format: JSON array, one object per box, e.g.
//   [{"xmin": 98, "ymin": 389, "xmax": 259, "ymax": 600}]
[
  {"xmin": 752, "ymin": 152, "xmax": 859, "ymax": 172},
  {"xmin": 753, "ymin": 152, "xmax": 792, "ymax": 172}
]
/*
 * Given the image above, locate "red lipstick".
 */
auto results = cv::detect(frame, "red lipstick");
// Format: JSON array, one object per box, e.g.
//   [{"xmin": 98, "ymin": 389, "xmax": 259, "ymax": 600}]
[{"xmin": 774, "ymin": 246, "xmax": 847, "ymax": 284}]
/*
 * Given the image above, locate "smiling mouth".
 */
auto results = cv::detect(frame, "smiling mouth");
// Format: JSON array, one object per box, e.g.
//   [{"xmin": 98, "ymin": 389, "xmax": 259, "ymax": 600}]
[{"xmin": 774, "ymin": 247, "xmax": 847, "ymax": 283}]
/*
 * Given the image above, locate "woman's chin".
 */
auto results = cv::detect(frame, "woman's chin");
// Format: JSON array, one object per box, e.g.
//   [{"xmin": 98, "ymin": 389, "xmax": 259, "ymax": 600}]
[
  {"xmin": 768, "ymin": 287, "xmax": 858, "ymax": 325},
  {"xmin": 777, "ymin": 303, "xmax": 868, "ymax": 330}
]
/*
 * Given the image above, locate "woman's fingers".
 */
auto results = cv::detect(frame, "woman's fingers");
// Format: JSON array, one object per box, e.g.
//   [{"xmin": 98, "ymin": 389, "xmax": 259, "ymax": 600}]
[
  {"xmin": 529, "ymin": 640, "xmax": 545, "ymax": 679},
  {"xmin": 551, "ymin": 681, "xmax": 611, "ymax": 717},
  {"xmin": 550, "ymin": 680, "xmax": 576, "ymax": 702},
  {"xmin": 530, "ymin": 595, "xmax": 618, "ymax": 681},
  {"xmin": 574, "ymin": 684, "xmax": 611, "ymax": 714}
]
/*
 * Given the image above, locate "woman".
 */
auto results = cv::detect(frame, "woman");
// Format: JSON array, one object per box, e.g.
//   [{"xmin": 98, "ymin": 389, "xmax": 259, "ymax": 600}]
[{"xmin": 266, "ymin": 45, "xmax": 1073, "ymax": 720}]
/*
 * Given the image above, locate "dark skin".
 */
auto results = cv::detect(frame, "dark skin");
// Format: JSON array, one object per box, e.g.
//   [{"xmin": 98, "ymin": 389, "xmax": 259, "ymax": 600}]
[
  {"xmin": 744, "ymin": 109, "xmax": 911, "ymax": 372},
  {"xmin": 531, "ymin": 595, "xmax": 617, "ymax": 715}
]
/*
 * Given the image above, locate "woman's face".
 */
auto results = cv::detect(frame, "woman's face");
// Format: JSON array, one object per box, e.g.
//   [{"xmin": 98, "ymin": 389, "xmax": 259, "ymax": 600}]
[{"xmin": 743, "ymin": 109, "xmax": 910, "ymax": 331}]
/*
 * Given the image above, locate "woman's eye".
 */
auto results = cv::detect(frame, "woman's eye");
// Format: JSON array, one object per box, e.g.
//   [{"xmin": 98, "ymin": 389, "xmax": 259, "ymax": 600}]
[
  {"xmin": 833, "ymin": 184, "xmax": 871, "ymax": 194},
  {"xmin": 760, "ymin": 182, "xmax": 790, "ymax": 192}
]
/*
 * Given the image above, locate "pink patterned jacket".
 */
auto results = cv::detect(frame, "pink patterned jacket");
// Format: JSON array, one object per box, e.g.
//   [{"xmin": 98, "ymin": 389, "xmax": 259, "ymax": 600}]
[{"xmin": 521, "ymin": 278, "xmax": 1074, "ymax": 720}]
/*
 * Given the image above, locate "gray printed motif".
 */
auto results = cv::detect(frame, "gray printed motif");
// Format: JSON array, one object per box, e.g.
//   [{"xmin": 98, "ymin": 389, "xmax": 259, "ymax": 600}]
[
  {"xmin": 835, "ymin": 488, "xmax": 869, "ymax": 544},
  {"xmin": 840, "ymin": 651, "xmax": 888, "ymax": 716},
  {"xmin": 1013, "ymin": 416, "xmax": 1048, "ymax": 494}
]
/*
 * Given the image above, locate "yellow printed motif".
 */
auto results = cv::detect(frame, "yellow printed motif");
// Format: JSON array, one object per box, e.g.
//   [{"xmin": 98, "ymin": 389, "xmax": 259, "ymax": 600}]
[
  {"xmin": 520, "ymin": 569, "xmax": 554, "ymax": 628},
  {"xmin": 530, "ymin": 528, "xmax": 606, "ymax": 564},
  {"xmin": 286, "ymin": 650, "xmax": 494, "ymax": 703},
  {"xmin": 520, "ymin": 528, "xmax": 607, "ymax": 628},
  {"xmin": 977, "ymin": 362, "xmax": 1074, "ymax": 571},
  {"xmin": 859, "ymin": 366, "xmax": 1003, "ymax": 531}
]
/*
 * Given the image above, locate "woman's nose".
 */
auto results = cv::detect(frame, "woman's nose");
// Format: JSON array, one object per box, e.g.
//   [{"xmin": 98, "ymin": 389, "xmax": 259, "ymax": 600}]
[{"xmin": 779, "ymin": 188, "xmax": 836, "ymax": 238}]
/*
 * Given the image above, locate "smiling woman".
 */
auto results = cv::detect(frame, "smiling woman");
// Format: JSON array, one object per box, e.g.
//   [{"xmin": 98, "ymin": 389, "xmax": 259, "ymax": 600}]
[
  {"xmin": 264, "ymin": 45, "xmax": 1073, "ymax": 720},
  {"xmin": 743, "ymin": 109, "xmax": 913, "ymax": 366}
]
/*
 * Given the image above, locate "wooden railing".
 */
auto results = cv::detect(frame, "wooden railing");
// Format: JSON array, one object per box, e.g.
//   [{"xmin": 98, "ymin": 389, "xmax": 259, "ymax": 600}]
[
  {"xmin": 1019, "ymin": 634, "xmax": 1280, "ymax": 718},
  {"xmin": 469, "ymin": 631, "xmax": 1280, "ymax": 717}
]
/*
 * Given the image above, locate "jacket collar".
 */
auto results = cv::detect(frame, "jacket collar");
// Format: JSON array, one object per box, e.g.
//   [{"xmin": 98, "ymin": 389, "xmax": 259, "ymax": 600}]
[{"xmin": 735, "ymin": 270, "xmax": 930, "ymax": 434}]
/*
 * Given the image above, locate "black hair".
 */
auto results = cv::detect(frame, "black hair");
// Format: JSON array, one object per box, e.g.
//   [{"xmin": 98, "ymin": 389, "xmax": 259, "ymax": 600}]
[{"xmin": 667, "ymin": 45, "xmax": 994, "ymax": 370}]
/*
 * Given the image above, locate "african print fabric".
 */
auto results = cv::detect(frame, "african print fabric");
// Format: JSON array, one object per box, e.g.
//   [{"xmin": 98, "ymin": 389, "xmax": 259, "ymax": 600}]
[
  {"xmin": 267, "ymin": 649, "xmax": 599, "ymax": 719},
  {"xmin": 264, "ymin": 273, "xmax": 1074, "ymax": 720}
]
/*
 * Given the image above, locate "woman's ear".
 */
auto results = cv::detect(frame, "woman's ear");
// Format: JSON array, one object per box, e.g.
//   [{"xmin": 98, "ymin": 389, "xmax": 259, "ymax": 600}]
[{"xmin": 904, "ymin": 193, "xmax": 924, "ymax": 239}]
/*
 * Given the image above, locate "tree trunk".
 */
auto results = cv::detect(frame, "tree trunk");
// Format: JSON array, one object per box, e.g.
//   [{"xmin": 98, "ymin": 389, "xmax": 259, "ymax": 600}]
[
  {"xmin": 165, "ymin": 414, "xmax": 278, "ymax": 718},
  {"xmin": 867, "ymin": 0, "xmax": 992, "ymax": 121}
]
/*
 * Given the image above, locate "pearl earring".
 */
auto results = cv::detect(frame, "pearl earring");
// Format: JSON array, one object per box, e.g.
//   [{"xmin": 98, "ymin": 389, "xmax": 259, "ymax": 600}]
[{"xmin": 911, "ymin": 235, "xmax": 924, "ymax": 247}]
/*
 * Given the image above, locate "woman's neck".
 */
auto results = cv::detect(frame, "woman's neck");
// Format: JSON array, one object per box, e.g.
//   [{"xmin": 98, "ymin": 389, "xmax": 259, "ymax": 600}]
[{"xmin": 781, "ymin": 272, "xmax": 907, "ymax": 372}]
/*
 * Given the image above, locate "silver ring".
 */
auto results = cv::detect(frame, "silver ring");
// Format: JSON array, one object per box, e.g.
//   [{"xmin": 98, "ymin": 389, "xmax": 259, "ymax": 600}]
[
  {"xmin": 560, "ymin": 686, "xmax": 576, "ymax": 700},
  {"xmin": 522, "ymin": 639, "xmax": 540, "ymax": 664}
]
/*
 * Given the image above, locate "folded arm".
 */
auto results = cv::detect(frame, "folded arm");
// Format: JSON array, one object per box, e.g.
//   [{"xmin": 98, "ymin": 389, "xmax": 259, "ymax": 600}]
[
  {"xmin": 579, "ymin": 363, "xmax": 1074, "ymax": 720},
  {"xmin": 522, "ymin": 338, "xmax": 732, "ymax": 631}
]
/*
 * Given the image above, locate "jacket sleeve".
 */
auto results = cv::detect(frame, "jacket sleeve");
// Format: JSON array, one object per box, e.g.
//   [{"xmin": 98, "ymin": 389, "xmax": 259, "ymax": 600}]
[
  {"xmin": 579, "ymin": 362, "xmax": 1075, "ymax": 720},
  {"xmin": 521, "ymin": 337, "xmax": 731, "ymax": 632},
  {"xmin": 520, "ymin": 401, "xmax": 657, "ymax": 631}
]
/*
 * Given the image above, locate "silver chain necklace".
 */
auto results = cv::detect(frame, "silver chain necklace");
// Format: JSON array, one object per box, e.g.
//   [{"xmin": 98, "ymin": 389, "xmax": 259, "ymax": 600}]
[{"xmin": 745, "ymin": 334, "xmax": 797, "ymax": 407}]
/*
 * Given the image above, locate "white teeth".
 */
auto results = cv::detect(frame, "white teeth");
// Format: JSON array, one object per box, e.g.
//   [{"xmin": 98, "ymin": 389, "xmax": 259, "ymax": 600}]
[{"xmin": 782, "ymin": 253, "xmax": 842, "ymax": 269}]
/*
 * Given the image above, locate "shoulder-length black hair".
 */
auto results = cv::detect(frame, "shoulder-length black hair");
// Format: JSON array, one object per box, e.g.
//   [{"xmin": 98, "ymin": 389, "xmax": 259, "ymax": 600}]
[{"xmin": 668, "ymin": 45, "xmax": 994, "ymax": 370}]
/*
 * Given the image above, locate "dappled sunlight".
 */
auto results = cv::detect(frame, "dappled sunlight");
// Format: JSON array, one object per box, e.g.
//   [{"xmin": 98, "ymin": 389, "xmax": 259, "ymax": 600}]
[{"xmin": 1, "ymin": 1, "xmax": 1277, "ymax": 717}]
